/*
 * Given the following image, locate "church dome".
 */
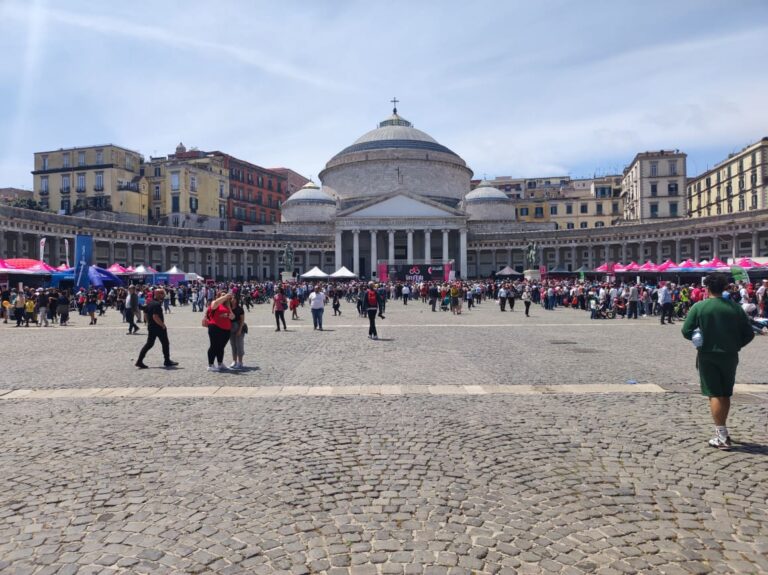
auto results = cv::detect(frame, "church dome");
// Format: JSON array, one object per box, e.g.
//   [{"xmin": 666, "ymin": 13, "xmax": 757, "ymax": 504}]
[
  {"xmin": 319, "ymin": 105, "xmax": 473, "ymax": 206},
  {"xmin": 464, "ymin": 181, "xmax": 510, "ymax": 203},
  {"xmin": 283, "ymin": 181, "xmax": 335, "ymax": 204},
  {"xmin": 281, "ymin": 181, "xmax": 336, "ymax": 223}
]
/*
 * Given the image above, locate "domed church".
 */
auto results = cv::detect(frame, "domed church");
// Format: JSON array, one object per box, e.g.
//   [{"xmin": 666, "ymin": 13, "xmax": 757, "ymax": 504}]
[{"xmin": 279, "ymin": 103, "xmax": 546, "ymax": 280}]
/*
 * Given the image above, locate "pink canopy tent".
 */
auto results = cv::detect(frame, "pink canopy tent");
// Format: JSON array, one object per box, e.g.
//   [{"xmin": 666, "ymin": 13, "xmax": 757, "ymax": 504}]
[
  {"xmin": 0, "ymin": 259, "xmax": 18, "ymax": 271},
  {"xmin": 125, "ymin": 266, "xmax": 136, "ymax": 272},
  {"xmin": 676, "ymin": 259, "xmax": 700, "ymax": 269},
  {"xmin": 55, "ymin": 263, "xmax": 71, "ymax": 271},
  {"xmin": 5, "ymin": 258, "xmax": 56, "ymax": 273},
  {"xmin": 623, "ymin": 261, "xmax": 641, "ymax": 271},
  {"xmin": 709, "ymin": 257, "xmax": 728, "ymax": 268},
  {"xmin": 735, "ymin": 257, "xmax": 760, "ymax": 268},
  {"xmin": 613, "ymin": 263, "xmax": 626, "ymax": 272},
  {"xmin": 146, "ymin": 266, "xmax": 158, "ymax": 273},
  {"xmin": 656, "ymin": 259, "xmax": 678, "ymax": 272},
  {"xmin": 638, "ymin": 261, "xmax": 658, "ymax": 272},
  {"xmin": 107, "ymin": 263, "xmax": 128, "ymax": 274},
  {"xmin": 594, "ymin": 263, "xmax": 610, "ymax": 272}
]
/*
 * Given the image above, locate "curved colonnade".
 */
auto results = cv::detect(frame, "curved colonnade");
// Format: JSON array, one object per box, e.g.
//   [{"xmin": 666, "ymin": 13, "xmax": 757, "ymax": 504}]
[{"xmin": 1, "ymin": 205, "xmax": 767, "ymax": 280}]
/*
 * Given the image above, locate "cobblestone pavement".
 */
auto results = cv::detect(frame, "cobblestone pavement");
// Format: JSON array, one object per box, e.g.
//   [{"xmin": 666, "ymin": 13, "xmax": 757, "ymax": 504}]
[{"xmin": 1, "ymin": 300, "xmax": 767, "ymax": 574}]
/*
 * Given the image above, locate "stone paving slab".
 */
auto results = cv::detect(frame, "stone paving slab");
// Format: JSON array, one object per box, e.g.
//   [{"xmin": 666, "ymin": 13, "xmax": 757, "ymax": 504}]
[{"xmin": 0, "ymin": 394, "xmax": 766, "ymax": 574}]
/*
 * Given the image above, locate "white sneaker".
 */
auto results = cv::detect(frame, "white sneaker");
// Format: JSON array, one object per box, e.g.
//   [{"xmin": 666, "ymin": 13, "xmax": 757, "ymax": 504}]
[
  {"xmin": 207, "ymin": 365, "xmax": 219, "ymax": 372},
  {"xmin": 229, "ymin": 362, "xmax": 239, "ymax": 369}
]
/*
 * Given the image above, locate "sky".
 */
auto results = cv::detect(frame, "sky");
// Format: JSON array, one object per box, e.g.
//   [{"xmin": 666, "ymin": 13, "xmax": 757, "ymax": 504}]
[{"xmin": 1, "ymin": 0, "xmax": 767, "ymax": 189}]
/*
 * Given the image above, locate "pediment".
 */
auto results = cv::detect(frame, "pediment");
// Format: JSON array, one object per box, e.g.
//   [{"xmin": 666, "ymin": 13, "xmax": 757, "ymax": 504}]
[{"xmin": 340, "ymin": 193, "xmax": 461, "ymax": 218}]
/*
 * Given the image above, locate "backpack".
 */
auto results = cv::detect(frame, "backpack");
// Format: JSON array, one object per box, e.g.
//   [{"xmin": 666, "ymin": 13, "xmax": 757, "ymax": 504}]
[{"xmin": 367, "ymin": 290, "xmax": 378, "ymax": 307}]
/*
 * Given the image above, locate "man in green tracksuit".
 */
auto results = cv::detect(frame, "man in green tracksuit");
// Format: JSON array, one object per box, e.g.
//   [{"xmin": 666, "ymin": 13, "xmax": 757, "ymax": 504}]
[{"xmin": 682, "ymin": 274, "xmax": 754, "ymax": 450}]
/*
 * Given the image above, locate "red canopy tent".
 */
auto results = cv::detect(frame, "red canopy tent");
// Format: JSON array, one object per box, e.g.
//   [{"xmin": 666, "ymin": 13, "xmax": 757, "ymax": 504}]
[
  {"xmin": 107, "ymin": 263, "xmax": 128, "ymax": 274},
  {"xmin": 623, "ymin": 261, "xmax": 641, "ymax": 271},
  {"xmin": 5, "ymin": 258, "xmax": 56, "ymax": 273},
  {"xmin": 638, "ymin": 261, "xmax": 658, "ymax": 272},
  {"xmin": 0, "ymin": 259, "xmax": 18, "ymax": 271},
  {"xmin": 656, "ymin": 259, "xmax": 678, "ymax": 272},
  {"xmin": 676, "ymin": 259, "xmax": 700, "ymax": 269},
  {"xmin": 594, "ymin": 263, "xmax": 609, "ymax": 272}
]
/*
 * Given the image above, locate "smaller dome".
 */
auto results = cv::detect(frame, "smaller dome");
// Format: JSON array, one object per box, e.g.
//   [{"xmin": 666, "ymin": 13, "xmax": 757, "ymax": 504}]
[
  {"xmin": 464, "ymin": 181, "xmax": 509, "ymax": 203},
  {"xmin": 284, "ymin": 181, "xmax": 335, "ymax": 204}
]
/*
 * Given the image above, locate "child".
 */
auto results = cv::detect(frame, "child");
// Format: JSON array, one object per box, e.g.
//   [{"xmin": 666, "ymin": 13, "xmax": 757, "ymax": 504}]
[
  {"xmin": 332, "ymin": 292, "xmax": 341, "ymax": 316},
  {"xmin": 290, "ymin": 293, "xmax": 300, "ymax": 320}
]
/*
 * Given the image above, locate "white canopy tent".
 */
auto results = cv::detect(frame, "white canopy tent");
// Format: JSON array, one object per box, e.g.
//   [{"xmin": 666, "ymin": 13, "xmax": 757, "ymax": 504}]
[
  {"xmin": 167, "ymin": 265, "xmax": 185, "ymax": 274},
  {"xmin": 300, "ymin": 266, "xmax": 330, "ymax": 279},
  {"xmin": 330, "ymin": 266, "xmax": 358, "ymax": 279},
  {"xmin": 185, "ymin": 272, "xmax": 205, "ymax": 281}
]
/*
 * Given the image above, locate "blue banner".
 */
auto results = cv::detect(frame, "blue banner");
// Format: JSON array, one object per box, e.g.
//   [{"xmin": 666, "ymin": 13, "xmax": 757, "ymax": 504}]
[{"xmin": 73, "ymin": 234, "xmax": 93, "ymax": 289}]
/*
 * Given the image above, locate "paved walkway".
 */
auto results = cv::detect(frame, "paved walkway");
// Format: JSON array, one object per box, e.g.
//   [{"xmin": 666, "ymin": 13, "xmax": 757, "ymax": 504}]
[{"xmin": 1, "ymin": 301, "xmax": 767, "ymax": 574}]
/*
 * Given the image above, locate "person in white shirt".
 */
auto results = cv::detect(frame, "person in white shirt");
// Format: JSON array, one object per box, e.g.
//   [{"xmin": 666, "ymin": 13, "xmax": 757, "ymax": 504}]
[
  {"xmin": 401, "ymin": 284, "xmax": 411, "ymax": 305},
  {"xmin": 308, "ymin": 285, "xmax": 326, "ymax": 330}
]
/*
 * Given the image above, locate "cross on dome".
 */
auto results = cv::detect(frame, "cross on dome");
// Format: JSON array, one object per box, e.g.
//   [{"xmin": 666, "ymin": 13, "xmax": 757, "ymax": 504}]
[{"xmin": 390, "ymin": 97, "xmax": 399, "ymax": 114}]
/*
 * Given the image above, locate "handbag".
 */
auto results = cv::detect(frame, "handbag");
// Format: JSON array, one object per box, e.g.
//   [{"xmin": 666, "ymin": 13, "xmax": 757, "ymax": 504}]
[
  {"xmin": 201, "ymin": 307, "xmax": 211, "ymax": 328},
  {"xmin": 242, "ymin": 323, "xmax": 248, "ymax": 334}
]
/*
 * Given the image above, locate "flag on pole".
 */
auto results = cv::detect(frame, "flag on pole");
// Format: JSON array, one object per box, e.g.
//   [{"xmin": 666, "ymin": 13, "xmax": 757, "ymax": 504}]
[
  {"xmin": 39, "ymin": 237, "xmax": 46, "ymax": 261},
  {"xmin": 65, "ymin": 238, "xmax": 70, "ymax": 268}
]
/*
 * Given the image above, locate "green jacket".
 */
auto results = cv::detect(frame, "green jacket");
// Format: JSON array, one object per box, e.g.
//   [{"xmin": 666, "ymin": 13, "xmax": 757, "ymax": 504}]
[{"xmin": 681, "ymin": 297, "xmax": 754, "ymax": 354}]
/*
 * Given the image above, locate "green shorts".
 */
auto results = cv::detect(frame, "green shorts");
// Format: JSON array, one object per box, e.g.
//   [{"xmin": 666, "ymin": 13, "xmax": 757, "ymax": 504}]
[{"xmin": 697, "ymin": 352, "xmax": 739, "ymax": 398}]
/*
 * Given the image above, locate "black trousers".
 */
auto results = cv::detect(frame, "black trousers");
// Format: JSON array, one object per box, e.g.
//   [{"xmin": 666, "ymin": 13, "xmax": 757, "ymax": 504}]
[
  {"xmin": 508, "ymin": 296, "xmax": 515, "ymax": 311},
  {"xmin": 207, "ymin": 325, "xmax": 230, "ymax": 365},
  {"xmin": 661, "ymin": 302, "xmax": 674, "ymax": 323},
  {"xmin": 138, "ymin": 328, "xmax": 170, "ymax": 363},
  {"xmin": 275, "ymin": 310, "xmax": 287, "ymax": 330},
  {"xmin": 367, "ymin": 309, "xmax": 378, "ymax": 337},
  {"xmin": 524, "ymin": 301, "xmax": 531, "ymax": 316},
  {"xmin": 126, "ymin": 308, "xmax": 138, "ymax": 332}
]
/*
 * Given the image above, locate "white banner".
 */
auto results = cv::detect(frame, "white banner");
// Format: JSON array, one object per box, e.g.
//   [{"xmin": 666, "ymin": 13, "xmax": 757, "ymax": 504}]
[
  {"xmin": 39, "ymin": 237, "xmax": 46, "ymax": 261},
  {"xmin": 64, "ymin": 238, "xmax": 70, "ymax": 268}
]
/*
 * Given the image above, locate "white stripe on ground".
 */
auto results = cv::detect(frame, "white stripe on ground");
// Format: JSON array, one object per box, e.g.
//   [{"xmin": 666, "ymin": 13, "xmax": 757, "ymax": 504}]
[{"xmin": 0, "ymin": 383, "xmax": 674, "ymax": 400}]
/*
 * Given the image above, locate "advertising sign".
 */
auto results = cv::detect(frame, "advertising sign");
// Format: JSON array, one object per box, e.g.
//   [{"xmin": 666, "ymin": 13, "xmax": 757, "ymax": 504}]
[
  {"xmin": 73, "ymin": 234, "xmax": 93, "ymax": 289},
  {"xmin": 378, "ymin": 263, "xmax": 452, "ymax": 283}
]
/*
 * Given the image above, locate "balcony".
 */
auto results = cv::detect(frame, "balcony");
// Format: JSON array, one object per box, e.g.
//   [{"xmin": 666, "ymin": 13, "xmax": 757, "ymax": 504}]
[
  {"xmin": 39, "ymin": 189, "xmax": 49, "ymax": 196},
  {"xmin": 59, "ymin": 187, "xmax": 71, "ymax": 195},
  {"xmin": 117, "ymin": 182, "xmax": 139, "ymax": 192},
  {"xmin": 94, "ymin": 185, "xmax": 104, "ymax": 192},
  {"xmin": 76, "ymin": 187, "xmax": 86, "ymax": 194}
]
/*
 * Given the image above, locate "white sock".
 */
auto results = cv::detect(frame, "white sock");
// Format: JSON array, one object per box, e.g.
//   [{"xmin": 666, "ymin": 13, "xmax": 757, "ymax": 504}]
[{"xmin": 715, "ymin": 425, "xmax": 729, "ymax": 439}]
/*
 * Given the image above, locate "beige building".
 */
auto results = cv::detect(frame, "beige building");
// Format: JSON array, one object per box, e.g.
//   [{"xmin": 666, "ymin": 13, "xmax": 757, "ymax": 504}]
[
  {"xmin": 621, "ymin": 150, "xmax": 687, "ymax": 221},
  {"xmin": 32, "ymin": 144, "xmax": 146, "ymax": 223},
  {"xmin": 142, "ymin": 144, "xmax": 228, "ymax": 230},
  {"xmin": 686, "ymin": 137, "xmax": 768, "ymax": 219}
]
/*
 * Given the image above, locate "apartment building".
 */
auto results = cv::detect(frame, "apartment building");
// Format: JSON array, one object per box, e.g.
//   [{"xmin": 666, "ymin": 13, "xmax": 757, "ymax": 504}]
[{"xmin": 621, "ymin": 150, "xmax": 687, "ymax": 221}]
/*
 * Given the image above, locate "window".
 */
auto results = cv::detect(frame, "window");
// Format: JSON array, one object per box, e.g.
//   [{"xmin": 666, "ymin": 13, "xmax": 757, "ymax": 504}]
[
  {"xmin": 126, "ymin": 155, "xmax": 133, "ymax": 170},
  {"xmin": 41, "ymin": 155, "xmax": 48, "ymax": 170},
  {"xmin": 580, "ymin": 203, "xmax": 588, "ymax": 214},
  {"xmin": 566, "ymin": 222, "xmax": 574, "ymax": 230},
  {"xmin": 752, "ymin": 194, "xmax": 758, "ymax": 209},
  {"xmin": 519, "ymin": 207, "xmax": 529, "ymax": 216},
  {"xmin": 594, "ymin": 221, "xmax": 604, "ymax": 227},
  {"xmin": 155, "ymin": 206, "xmax": 160, "ymax": 218},
  {"xmin": 267, "ymin": 180, "xmax": 273, "ymax": 191},
  {"xmin": 171, "ymin": 196, "xmax": 179, "ymax": 213},
  {"xmin": 258, "ymin": 175, "xmax": 263, "ymax": 187},
  {"xmin": 256, "ymin": 192, "xmax": 263, "ymax": 205},
  {"xmin": 670, "ymin": 202, "xmax": 678, "ymax": 217},
  {"xmin": 41, "ymin": 176, "xmax": 49, "ymax": 193},
  {"xmin": 77, "ymin": 173, "xmax": 85, "ymax": 192},
  {"xmin": 260, "ymin": 212, "xmax": 266, "ymax": 224},
  {"xmin": 534, "ymin": 206, "xmax": 544, "ymax": 218},
  {"xmin": 596, "ymin": 203, "xmax": 603, "ymax": 215},
  {"xmin": 61, "ymin": 199, "xmax": 70, "ymax": 213},
  {"xmin": 154, "ymin": 166, "xmax": 161, "ymax": 177},
  {"xmin": 61, "ymin": 174, "xmax": 71, "ymax": 192},
  {"xmin": 612, "ymin": 201, "xmax": 619, "ymax": 214},
  {"xmin": 190, "ymin": 175, "xmax": 197, "ymax": 192},
  {"xmin": 96, "ymin": 150, "xmax": 103, "ymax": 164},
  {"xmin": 650, "ymin": 162, "xmax": 658, "ymax": 177},
  {"xmin": 219, "ymin": 182, "xmax": 225, "ymax": 198},
  {"xmin": 271, "ymin": 214, "xmax": 276, "ymax": 224},
  {"xmin": 580, "ymin": 222, "xmax": 588, "ymax": 229},
  {"xmin": 550, "ymin": 205, "xmax": 558, "ymax": 215},
  {"xmin": 153, "ymin": 185, "xmax": 160, "ymax": 200},
  {"xmin": 171, "ymin": 171, "xmax": 180, "ymax": 191},
  {"xmin": 650, "ymin": 183, "xmax": 658, "ymax": 196},
  {"xmin": 566, "ymin": 204, "xmax": 573, "ymax": 214},
  {"xmin": 189, "ymin": 197, "xmax": 198, "ymax": 213},
  {"xmin": 668, "ymin": 160, "xmax": 677, "ymax": 175},
  {"xmin": 219, "ymin": 204, "xmax": 225, "ymax": 218},
  {"xmin": 668, "ymin": 182, "xmax": 678, "ymax": 195},
  {"xmin": 62, "ymin": 153, "xmax": 70, "ymax": 168},
  {"xmin": 650, "ymin": 203, "xmax": 659, "ymax": 218},
  {"xmin": 95, "ymin": 171, "xmax": 104, "ymax": 191}
]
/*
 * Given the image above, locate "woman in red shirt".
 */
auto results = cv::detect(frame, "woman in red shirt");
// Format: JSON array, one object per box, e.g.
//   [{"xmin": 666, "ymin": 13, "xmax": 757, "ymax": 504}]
[
  {"xmin": 207, "ymin": 291, "xmax": 234, "ymax": 372},
  {"xmin": 272, "ymin": 286, "xmax": 288, "ymax": 331}
]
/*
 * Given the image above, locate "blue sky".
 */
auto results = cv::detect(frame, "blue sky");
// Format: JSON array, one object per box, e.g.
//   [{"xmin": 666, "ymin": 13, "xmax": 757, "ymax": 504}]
[{"xmin": 1, "ymin": 0, "xmax": 766, "ymax": 188}]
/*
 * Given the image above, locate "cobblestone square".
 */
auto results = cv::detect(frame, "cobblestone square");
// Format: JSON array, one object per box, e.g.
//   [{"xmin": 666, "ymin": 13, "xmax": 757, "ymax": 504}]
[{"xmin": 1, "ymin": 301, "xmax": 767, "ymax": 574}]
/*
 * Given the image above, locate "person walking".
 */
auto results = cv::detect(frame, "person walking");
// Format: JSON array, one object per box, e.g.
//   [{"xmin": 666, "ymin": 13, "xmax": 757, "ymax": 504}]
[
  {"xmin": 37, "ymin": 290, "xmax": 49, "ymax": 327},
  {"xmin": 135, "ymin": 288, "xmax": 178, "ymax": 369},
  {"xmin": 272, "ymin": 286, "xmax": 288, "ymax": 331},
  {"xmin": 522, "ymin": 287, "xmax": 532, "ymax": 317},
  {"xmin": 659, "ymin": 282, "xmax": 674, "ymax": 324},
  {"xmin": 309, "ymin": 285, "xmax": 326, "ymax": 330},
  {"xmin": 206, "ymin": 291, "xmax": 234, "ymax": 371},
  {"xmin": 365, "ymin": 282, "xmax": 380, "ymax": 340},
  {"xmin": 627, "ymin": 283, "xmax": 639, "ymax": 319},
  {"xmin": 125, "ymin": 286, "xmax": 139, "ymax": 334},
  {"xmin": 229, "ymin": 294, "xmax": 246, "ymax": 369},
  {"xmin": 682, "ymin": 274, "xmax": 755, "ymax": 450}
]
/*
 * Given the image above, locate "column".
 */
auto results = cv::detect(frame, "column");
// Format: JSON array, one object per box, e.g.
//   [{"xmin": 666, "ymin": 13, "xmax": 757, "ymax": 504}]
[
  {"xmin": 352, "ymin": 229, "xmax": 360, "ymax": 276},
  {"xmin": 227, "ymin": 249, "xmax": 233, "ymax": 279},
  {"xmin": 638, "ymin": 241, "xmax": 645, "ymax": 264},
  {"xmin": 442, "ymin": 229, "xmax": 449, "ymax": 263},
  {"xmin": 0, "ymin": 231, "xmax": 5, "ymax": 259},
  {"xmin": 305, "ymin": 249, "xmax": 310, "ymax": 273},
  {"xmin": 18, "ymin": 232, "xmax": 24, "ymax": 257},
  {"xmin": 334, "ymin": 230, "xmax": 342, "ymax": 271},
  {"xmin": 459, "ymin": 229, "xmax": 468, "ymax": 278},
  {"xmin": 52, "ymin": 236, "xmax": 60, "ymax": 266},
  {"xmin": 587, "ymin": 246, "xmax": 594, "ymax": 269},
  {"xmin": 693, "ymin": 237, "xmax": 700, "ymax": 263},
  {"xmin": 475, "ymin": 249, "xmax": 481, "ymax": 277},
  {"xmin": 108, "ymin": 241, "xmax": 115, "ymax": 265},
  {"xmin": 711, "ymin": 235, "xmax": 719, "ymax": 259},
  {"xmin": 424, "ymin": 229, "xmax": 431, "ymax": 262},
  {"xmin": 571, "ymin": 245, "xmax": 577, "ymax": 270},
  {"xmin": 674, "ymin": 239, "xmax": 681, "ymax": 263},
  {"xmin": 193, "ymin": 248, "xmax": 200, "ymax": 275},
  {"xmin": 388, "ymin": 229, "xmax": 395, "ymax": 265},
  {"xmin": 507, "ymin": 248, "xmax": 512, "ymax": 266},
  {"xmin": 752, "ymin": 231, "xmax": 759, "ymax": 258},
  {"xmin": 732, "ymin": 233, "xmax": 738, "ymax": 261},
  {"xmin": 161, "ymin": 245, "xmax": 167, "ymax": 271},
  {"xmin": 212, "ymin": 249, "xmax": 219, "ymax": 279},
  {"xmin": 370, "ymin": 230, "xmax": 378, "ymax": 278},
  {"xmin": 604, "ymin": 243, "xmax": 611, "ymax": 264},
  {"xmin": 406, "ymin": 229, "xmax": 414, "ymax": 264},
  {"xmin": 656, "ymin": 240, "xmax": 663, "ymax": 262},
  {"xmin": 621, "ymin": 242, "xmax": 628, "ymax": 263},
  {"xmin": 554, "ymin": 246, "xmax": 560, "ymax": 267}
]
